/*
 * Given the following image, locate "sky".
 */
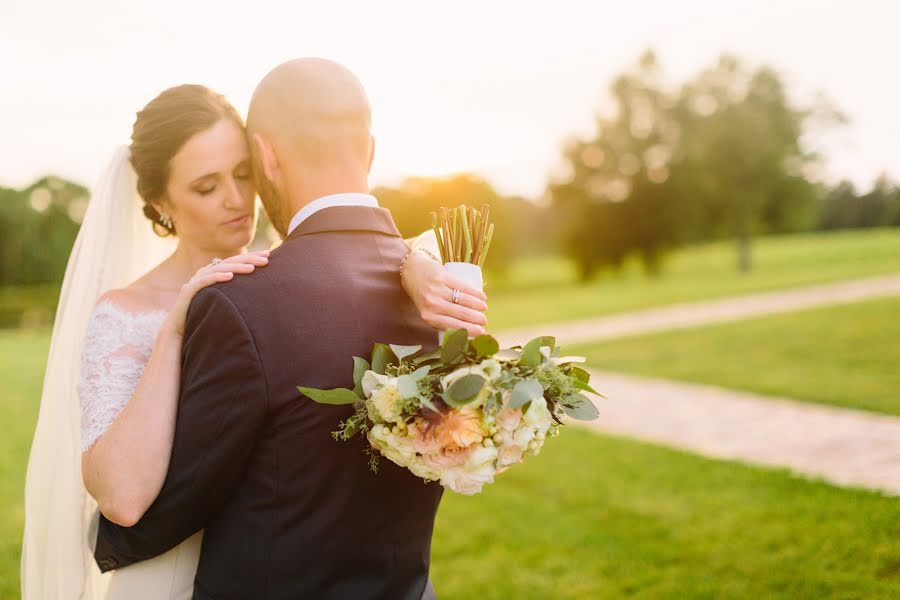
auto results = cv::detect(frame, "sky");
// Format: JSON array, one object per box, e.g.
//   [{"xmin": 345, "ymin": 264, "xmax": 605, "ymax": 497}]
[{"xmin": 1, "ymin": 0, "xmax": 897, "ymax": 198}]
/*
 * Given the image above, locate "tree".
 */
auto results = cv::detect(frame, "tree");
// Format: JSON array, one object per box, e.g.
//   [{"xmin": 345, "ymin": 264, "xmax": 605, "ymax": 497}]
[
  {"xmin": 674, "ymin": 56, "xmax": 839, "ymax": 272},
  {"xmin": 550, "ymin": 51, "xmax": 683, "ymax": 279}
]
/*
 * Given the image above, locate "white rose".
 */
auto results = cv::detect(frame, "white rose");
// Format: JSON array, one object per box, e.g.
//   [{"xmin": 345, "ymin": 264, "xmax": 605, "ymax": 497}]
[
  {"xmin": 367, "ymin": 428, "xmax": 416, "ymax": 467},
  {"xmin": 440, "ymin": 445, "xmax": 498, "ymax": 495},
  {"xmin": 523, "ymin": 396, "xmax": 552, "ymax": 433},
  {"xmin": 498, "ymin": 443, "xmax": 525, "ymax": 466},
  {"xmin": 407, "ymin": 458, "xmax": 441, "ymax": 481},
  {"xmin": 371, "ymin": 384, "xmax": 404, "ymax": 423},
  {"xmin": 513, "ymin": 426, "xmax": 536, "ymax": 449}
]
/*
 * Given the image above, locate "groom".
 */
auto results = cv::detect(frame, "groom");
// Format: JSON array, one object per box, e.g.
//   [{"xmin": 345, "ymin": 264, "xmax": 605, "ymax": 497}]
[{"xmin": 94, "ymin": 59, "xmax": 443, "ymax": 599}]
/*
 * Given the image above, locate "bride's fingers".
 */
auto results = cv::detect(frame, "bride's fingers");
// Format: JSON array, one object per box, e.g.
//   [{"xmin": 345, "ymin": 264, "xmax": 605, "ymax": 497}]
[
  {"xmin": 427, "ymin": 316, "xmax": 486, "ymax": 337},
  {"xmin": 446, "ymin": 288, "xmax": 487, "ymax": 313},
  {"xmin": 185, "ymin": 271, "xmax": 235, "ymax": 294},
  {"xmin": 435, "ymin": 300, "xmax": 488, "ymax": 328},
  {"xmin": 439, "ymin": 273, "xmax": 487, "ymax": 302}
]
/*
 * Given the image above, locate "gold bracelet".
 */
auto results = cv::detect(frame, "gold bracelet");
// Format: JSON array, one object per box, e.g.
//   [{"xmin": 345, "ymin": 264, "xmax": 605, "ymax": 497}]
[{"xmin": 399, "ymin": 247, "xmax": 441, "ymax": 277}]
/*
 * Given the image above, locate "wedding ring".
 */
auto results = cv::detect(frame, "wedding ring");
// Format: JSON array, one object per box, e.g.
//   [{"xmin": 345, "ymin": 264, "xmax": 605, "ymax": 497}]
[
  {"xmin": 452, "ymin": 288, "xmax": 461, "ymax": 304},
  {"xmin": 211, "ymin": 257, "xmax": 222, "ymax": 266}
]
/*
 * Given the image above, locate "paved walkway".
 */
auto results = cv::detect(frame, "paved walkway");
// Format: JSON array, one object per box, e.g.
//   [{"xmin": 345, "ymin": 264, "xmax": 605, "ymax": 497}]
[
  {"xmin": 581, "ymin": 370, "xmax": 900, "ymax": 495},
  {"xmin": 494, "ymin": 273, "xmax": 900, "ymax": 495},
  {"xmin": 498, "ymin": 273, "xmax": 900, "ymax": 348}
]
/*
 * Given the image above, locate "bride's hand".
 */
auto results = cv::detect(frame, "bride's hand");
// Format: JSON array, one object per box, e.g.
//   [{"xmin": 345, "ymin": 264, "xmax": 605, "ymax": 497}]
[
  {"xmin": 164, "ymin": 250, "xmax": 271, "ymax": 337},
  {"xmin": 401, "ymin": 250, "xmax": 488, "ymax": 337}
]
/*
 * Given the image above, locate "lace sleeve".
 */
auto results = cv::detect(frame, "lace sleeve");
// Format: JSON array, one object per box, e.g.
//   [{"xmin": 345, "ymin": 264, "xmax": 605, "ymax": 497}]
[{"xmin": 78, "ymin": 300, "xmax": 168, "ymax": 451}]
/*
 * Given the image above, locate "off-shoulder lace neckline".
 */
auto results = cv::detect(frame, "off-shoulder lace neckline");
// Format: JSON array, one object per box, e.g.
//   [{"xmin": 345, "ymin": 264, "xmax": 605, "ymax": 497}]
[{"xmin": 93, "ymin": 298, "xmax": 168, "ymax": 321}]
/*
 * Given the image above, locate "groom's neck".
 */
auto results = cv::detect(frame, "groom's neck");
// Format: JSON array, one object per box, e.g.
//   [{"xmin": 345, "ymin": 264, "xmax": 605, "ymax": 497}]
[{"xmin": 285, "ymin": 169, "xmax": 371, "ymax": 217}]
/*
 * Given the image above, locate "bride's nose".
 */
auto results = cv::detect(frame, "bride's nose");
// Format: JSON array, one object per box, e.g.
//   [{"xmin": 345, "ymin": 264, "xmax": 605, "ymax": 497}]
[{"xmin": 222, "ymin": 176, "xmax": 244, "ymax": 209}]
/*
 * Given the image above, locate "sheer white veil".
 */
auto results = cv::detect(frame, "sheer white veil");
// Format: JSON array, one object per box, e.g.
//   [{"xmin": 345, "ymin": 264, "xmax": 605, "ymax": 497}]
[{"xmin": 20, "ymin": 146, "xmax": 176, "ymax": 599}]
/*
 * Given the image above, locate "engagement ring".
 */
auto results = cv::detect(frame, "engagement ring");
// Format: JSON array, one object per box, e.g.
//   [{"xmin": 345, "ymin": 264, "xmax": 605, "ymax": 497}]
[{"xmin": 452, "ymin": 288, "xmax": 461, "ymax": 304}]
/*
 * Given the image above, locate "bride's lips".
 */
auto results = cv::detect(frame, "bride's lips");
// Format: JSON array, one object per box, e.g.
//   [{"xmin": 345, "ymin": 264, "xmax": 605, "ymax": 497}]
[{"xmin": 223, "ymin": 215, "xmax": 250, "ymax": 228}]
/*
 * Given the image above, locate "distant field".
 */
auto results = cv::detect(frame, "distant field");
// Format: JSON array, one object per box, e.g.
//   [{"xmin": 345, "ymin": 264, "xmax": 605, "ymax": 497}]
[
  {"xmin": 486, "ymin": 228, "xmax": 900, "ymax": 330},
  {"xmin": 570, "ymin": 296, "xmax": 900, "ymax": 415}
]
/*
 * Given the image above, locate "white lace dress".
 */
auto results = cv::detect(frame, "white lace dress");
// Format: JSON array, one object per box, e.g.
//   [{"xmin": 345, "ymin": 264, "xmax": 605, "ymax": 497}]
[{"xmin": 79, "ymin": 300, "xmax": 202, "ymax": 600}]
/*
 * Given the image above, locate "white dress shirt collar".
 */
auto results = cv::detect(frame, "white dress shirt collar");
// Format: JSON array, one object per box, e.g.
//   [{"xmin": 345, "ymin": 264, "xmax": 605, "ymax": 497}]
[{"xmin": 287, "ymin": 193, "xmax": 380, "ymax": 236}]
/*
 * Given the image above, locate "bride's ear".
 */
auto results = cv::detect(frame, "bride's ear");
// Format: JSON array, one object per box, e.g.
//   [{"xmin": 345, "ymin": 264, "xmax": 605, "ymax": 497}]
[{"xmin": 252, "ymin": 133, "xmax": 280, "ymax": 183}]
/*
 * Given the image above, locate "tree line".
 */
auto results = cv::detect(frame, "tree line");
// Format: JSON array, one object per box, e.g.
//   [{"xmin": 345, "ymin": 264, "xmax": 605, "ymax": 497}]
[{"xmin": 2, "ymin": 50, "xmax": 899, "ymax": 290}]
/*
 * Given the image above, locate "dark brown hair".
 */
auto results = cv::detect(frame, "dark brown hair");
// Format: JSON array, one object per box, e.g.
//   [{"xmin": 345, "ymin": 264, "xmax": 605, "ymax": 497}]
[{"xmin": 129, "ymin": 84, "xmax": 245, "ymax": 236}]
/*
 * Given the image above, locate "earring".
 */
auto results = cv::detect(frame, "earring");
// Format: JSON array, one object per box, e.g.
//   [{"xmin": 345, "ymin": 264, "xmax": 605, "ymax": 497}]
[{"xmin": 159, "ymin": 212, "xmax": 173, "ymax": 230}]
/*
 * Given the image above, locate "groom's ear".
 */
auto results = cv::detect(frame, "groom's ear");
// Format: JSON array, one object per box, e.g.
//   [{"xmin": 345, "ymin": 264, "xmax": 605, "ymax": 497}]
[
  {"xmin": 367, "ymin": 134, "xmax": 375, "ymax": 174},
  {"xmin": 252, "ymin": 133, "xmax": 280, "ymax": 183}
]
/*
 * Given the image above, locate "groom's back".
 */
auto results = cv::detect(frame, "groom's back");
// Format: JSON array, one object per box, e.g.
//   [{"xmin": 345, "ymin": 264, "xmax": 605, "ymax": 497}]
[{"xmin": 198, "ymin": 206, "xmax": 442, "ymax": 599}]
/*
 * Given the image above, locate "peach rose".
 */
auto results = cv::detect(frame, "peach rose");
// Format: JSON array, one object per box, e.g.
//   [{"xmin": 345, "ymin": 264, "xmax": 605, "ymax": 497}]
[{"xmin": 433, "ymin": 407, "xmax": 485, "ymax": 450}]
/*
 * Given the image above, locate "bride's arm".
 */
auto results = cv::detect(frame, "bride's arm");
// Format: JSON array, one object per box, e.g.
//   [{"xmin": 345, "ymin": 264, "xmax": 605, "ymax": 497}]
[
  {"xmin": 81, "ymin": 251, "xmax": 269, "ymax": 527},
  {"xmin": 402, "ymin": 230, "xmax": 489, "ymax": 336}
]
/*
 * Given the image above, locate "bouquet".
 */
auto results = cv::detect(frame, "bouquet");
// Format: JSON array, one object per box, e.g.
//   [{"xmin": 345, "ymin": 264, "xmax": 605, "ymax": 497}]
[{"xmin": 298, "ymin": 204, "xmax": 601, "ymax": 495}]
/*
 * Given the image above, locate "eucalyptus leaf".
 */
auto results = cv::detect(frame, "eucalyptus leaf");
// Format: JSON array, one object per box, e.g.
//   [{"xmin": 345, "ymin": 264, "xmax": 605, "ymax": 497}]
[
  {"xmin": 471, "ymin": 335, "xmax": 500, "ymax": 357},
  {"xmin": 397, "ymin": 375, "xmax": 419, "ymax": 399},
  {"xmin": 519, "ymin": 337, "xmax": 545, "ymax": 367},
  {"xmin": 570, "ymin": 366, "xmax": 590, "ymax": 383},
  {"xmin": 509, "ymin": 378, "xmax": 544, "ymax": 409},
  {"xmin": 412, "ymin": 349, "xmax": 441, "ymax": 365},
  {"xmin": 441, "ymin": 328, "xmax": 469, "ymax": 365},
  {"xmin": 573, "ymin": 378, "xmax": 604, "ymax": 397},
  {"xmin": 371, "ymin": 343, "xmax": 396, "ymax": 375},
  {"xmin": 419, "ymin": 395, "xmax": 441, "ymax": 413},
  {"xmin": 390, "ymin": 344, "xmax": 422, "ymax": 362},
  {"xmin": 298, "ymin": 386, "xmax": 359, "ymax": 406},
  {"xmin": 561, "ymin": 393, "xmax": 599, "ymax": 421},
  {"xmin": 494, "ymin": 348, "xmax": 522, "ymax": 362},
  {"xmin": 352, "ymin": 357, "xmax": 370, "ymax": 387},
  {"xmin": 446, "ymin": 374, "xmax": 485, "ymax": 407},
  {"xmin": 409, "ymin": 365, "xmax": 431, "ymax": 381}
]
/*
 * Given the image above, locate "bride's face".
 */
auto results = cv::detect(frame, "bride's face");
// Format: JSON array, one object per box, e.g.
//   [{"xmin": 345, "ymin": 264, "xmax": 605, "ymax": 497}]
[{"xmin": 159, "ymin": 119, "xmax": 257, "ymax": 253}]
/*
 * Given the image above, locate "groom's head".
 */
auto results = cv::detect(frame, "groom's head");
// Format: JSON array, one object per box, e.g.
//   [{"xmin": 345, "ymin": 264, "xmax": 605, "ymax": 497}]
[{"xmin": 246, "ymin": 58, "xmax": 375, "ymax": 238}]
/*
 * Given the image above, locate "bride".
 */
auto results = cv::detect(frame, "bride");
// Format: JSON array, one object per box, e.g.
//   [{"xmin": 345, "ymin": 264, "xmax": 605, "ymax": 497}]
[{"xmin": 20, "ymin": 84, "xmax": 489, "ymax": 599}]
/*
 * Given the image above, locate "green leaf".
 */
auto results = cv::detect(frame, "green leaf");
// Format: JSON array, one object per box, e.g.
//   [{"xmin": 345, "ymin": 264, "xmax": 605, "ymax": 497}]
[
  {"xmin": 397, "ymin": 375, "xmax": 419, "ymax": 399},
  {"xmin": 412, "ymin": 349, "xmax": 441, "ymax": 365},
  {"xmin": 419, "ymin": 395, "xmax": 441, "ymax": 413},
  {"xmin": 495, "ymin": 348, "xmax": 522, "ymax": 362},
  {"xmin": 471, "ymin": 335, "xmax": 500, "ymax": 357},
  {"xmin": 573, "ymin": 378, "xmax": 604, "ymax": 397},
  {"xmin": 409, "ymin": 365, "xmax": 431, "ymax": 381},
  {"xmin": 446, "ymin": 374, "xmax": 486, "ymax": 407},
  {"xmin": 298, "ymin": 386, "xmax": 360, "ymax": 405},
  {"xmin": 570, "ymin": 366, "xmax": 590, "ymax": 383},
  {"xmin": 520, "ymin": 336, "xmax": 555, "ymax": 367},
  {"xmin": 390, "ymin": 344, "xmax": 422, "ymax": 362},
  {"xmin": 441, "ymin": 328, "xmax": 469, "ymax": 364},
  {"xmin": 509, "ymin": 378, "xmax": 544, "ymax": 409},
  {"xmin": 561, "ymin": 393, "xmax": 599, "ymax": 421},
  {"xmin": 352, "ymin": 357, "xmax": 370, "ymax": 387},
  {"xmin": 371, "ymin": 343, "xmax": 396, "ymax": 375}
]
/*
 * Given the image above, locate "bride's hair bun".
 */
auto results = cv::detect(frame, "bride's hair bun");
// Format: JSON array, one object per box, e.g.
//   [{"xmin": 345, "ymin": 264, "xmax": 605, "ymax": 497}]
[{"xmin": 129, "ymin": 84, "xmax": 244, "ymax": 237}]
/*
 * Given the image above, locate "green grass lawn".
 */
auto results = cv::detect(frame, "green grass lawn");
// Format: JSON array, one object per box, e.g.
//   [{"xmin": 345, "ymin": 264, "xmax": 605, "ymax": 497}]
[
  {"xmin": 487, "ymin": 228, "xmax": 900, "ymax": 330},
  {"xmin": 0, "ymin": 329, "xmax": 48, "ymax": 598},
  {"xmin": 569, "ymin": 296, "xmax": 900, "ymax": 416},
  {"xmin": 2, "ymin": 330, "xmax": 898, "ymax": 598},
  {"xmin": 433, "ymin": 428, "xmax": 900, "ymax": 599}
]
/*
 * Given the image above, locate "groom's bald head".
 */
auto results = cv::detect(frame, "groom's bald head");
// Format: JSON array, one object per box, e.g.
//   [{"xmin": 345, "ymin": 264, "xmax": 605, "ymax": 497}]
[
  {"xmin": 247, "ymin": 58, "xmax": 375, "ymax": 237},
  {"xmin": 248, "ymin": 58, "xmax": 372, "ymax": 165}
]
